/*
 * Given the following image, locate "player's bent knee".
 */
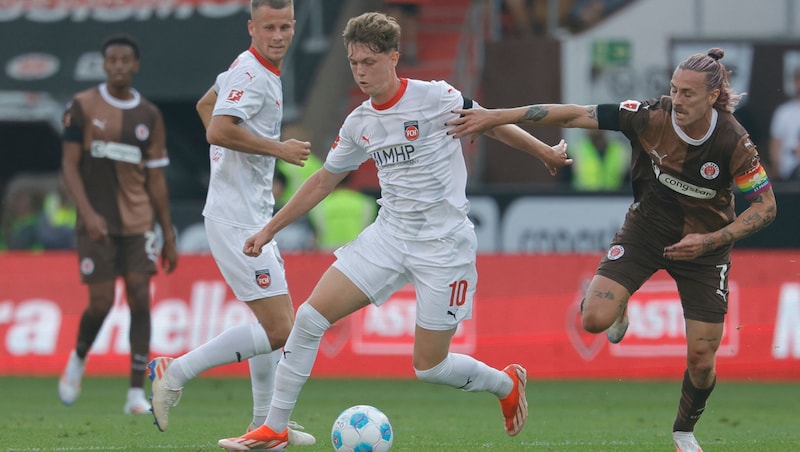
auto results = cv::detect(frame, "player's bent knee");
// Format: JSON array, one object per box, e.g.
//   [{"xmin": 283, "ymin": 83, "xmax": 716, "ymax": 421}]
[
  {"xmin": 686, "ymin": 353, "xmax": 716, "ymax": 373},
  {"xmin": 414, "ymin": 355, "xmax": 450, "ymax": 385},
  {"xmin": 581, "ymin": 315, "xmax": 608, "ymax": 334},
  {"xmin": 293, "ymin": 303, "xmax": 331, "ymax": 340}
]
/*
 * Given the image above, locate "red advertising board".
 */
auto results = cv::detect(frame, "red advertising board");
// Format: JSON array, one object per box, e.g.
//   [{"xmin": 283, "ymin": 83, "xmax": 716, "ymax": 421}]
[{"xmin": 1, "ymin": 251, "xmax": 798, "ymax": 380}]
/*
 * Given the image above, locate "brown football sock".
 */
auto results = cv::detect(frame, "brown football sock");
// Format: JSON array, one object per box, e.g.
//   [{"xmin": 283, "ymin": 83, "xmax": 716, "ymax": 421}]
[
  {"xmin": 75, "ymin": 310, "xmax": 106, "ymax": 359},
  {"xmin": 673, "ymin": 369, "xmax": 716, "ymax": 432}
]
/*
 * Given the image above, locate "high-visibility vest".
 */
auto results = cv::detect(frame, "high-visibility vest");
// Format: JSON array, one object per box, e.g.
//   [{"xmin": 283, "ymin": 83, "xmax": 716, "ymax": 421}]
[
  {"xmin": 276, "ymin": 155, "xmax": 323, "ymax": 204},
  {"xmin": 309, "ymin": 188, "xmax": 376, "ymax": 250},
  {"xmin": 571, "ymin": 137, "xmax": 628, "ymax": 191}
]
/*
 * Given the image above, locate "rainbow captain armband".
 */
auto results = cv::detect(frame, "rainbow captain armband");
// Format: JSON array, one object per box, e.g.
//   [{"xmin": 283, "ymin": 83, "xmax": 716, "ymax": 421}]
[{"xmin": 735, "ymin": 163, "xmax": 771, "ymax": 199}]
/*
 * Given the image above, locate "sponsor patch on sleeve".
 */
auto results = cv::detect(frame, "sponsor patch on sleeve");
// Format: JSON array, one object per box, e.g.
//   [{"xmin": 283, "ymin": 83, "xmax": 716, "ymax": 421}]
[
  {"xmin": 619, "ymin": 100, "xmax": 641, "ymax": 112},
  {"xmin": 227, "ymin": 89, "xmax": 244, "ymax": 102}
]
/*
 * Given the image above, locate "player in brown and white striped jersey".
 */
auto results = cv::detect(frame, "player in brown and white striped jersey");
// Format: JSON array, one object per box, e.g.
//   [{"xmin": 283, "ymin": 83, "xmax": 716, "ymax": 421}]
[
  {"xmin": 58, "ymin": 33, "xmax": 178, "ymax": 415},
  {"xmin": 448, "ymin": 48, "xmax": 778, "ymax": 452}
]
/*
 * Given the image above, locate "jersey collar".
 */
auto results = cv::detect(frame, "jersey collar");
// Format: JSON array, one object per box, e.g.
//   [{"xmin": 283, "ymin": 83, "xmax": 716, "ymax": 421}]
[
  {"xmin": 248, "ymin": 46, "xmax": 281, "ymax": 76},
  {"xmin": 98, "ymin": 83, "xmax": 141, "ymax": 110},
  {"xmin": 372, "ymin": 78, "xmax": 408, "ymax": 111},
  {"xmin": 671, "ymin": 108, "xmax": 717, "ymax": 146}
]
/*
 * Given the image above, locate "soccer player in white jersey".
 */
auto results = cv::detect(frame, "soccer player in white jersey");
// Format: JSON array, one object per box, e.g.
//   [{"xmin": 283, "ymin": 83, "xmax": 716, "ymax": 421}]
[
  {"xmin": 148, "ymin": 0, "xmax": 315, "ymax": 446},
  {"xmin": 217, "ymin": 12, "xmax": 572, "ymax": 451}
]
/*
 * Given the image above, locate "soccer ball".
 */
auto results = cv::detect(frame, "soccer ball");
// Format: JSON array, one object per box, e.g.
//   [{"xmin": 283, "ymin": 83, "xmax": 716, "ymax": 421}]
[{"xmin": 331, "ymin": 404, "xmax": 394, "ymax": 452}]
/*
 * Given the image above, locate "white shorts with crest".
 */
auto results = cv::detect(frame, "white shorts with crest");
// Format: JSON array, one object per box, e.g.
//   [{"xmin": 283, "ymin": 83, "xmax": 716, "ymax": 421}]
[
  {"xmin": 205, "ymin": 218, "xmax": 289, "ymax": 302},
  {"xmin": 333, "ymin": 220, "xmax": 477, "ymax": 331}
]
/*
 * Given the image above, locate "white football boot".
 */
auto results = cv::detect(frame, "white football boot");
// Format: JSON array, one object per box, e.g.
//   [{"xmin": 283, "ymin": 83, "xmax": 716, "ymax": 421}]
[
  {"xmin": 673, "ymin": 431, "xmax": 703, "ymax": 452},
  {"xmin": 58, "ymin": 350, "xmax": 86, "ymax": 406},
  {"xmin": 605, "ymin": 308, "xmax": 629, "ymax": 344}
]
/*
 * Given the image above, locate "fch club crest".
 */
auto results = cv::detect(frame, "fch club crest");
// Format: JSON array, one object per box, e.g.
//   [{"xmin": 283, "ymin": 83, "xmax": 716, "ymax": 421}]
[
  {"xmin": 404, "ymin": 120, "xmax": 419, "ymax": 141},
  {"xmin": 255, "ymin": 269, "xmax": 271, "ymax": 288}
]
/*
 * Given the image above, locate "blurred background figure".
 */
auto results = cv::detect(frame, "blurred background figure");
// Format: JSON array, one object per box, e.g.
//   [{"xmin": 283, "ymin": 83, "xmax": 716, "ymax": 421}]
[
  {"xmin": 273, "ymin": 167, "xmax": 316, "ymax": 252},
  {"xmin": 501, "ymin": 0, "xmax": 545, "ymax": 38},
  {"xmin": 276, "ymin": 123, "xmax": 322, "ymax": 206},
  {"xmin": 1, "ymin": 188, "xmax": 44, "ymax": 251},
  {"xmin": 37, "ymin": 182, "xmax": 77, "ymax": 250},
  {"xmin": 568, "ymin": 128, "xmax": 629, "ymax": 191},
  {"xmin": 768, "ymin": 67, "xmax": 800, "ymax": 182},
  {"xmin": 567, "ymin": 0, "xmax": 632, "ymax": 32},
  {"xmin": 309, "ymin": 174, "xmax": 376, "ymax": 251},
  {"xmin": 384, "ymin": 0, "xmax": 428, "ymax": 65}
]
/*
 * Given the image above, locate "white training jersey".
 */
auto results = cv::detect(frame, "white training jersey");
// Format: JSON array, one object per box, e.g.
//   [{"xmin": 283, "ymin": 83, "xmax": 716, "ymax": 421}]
[
  {"xmin": 203, "ymin": 47, "xmax": 283, "ymax": 228},
  {"xmin": 325, "ymin": 78, "xmax": 471, "ymax": 240}
]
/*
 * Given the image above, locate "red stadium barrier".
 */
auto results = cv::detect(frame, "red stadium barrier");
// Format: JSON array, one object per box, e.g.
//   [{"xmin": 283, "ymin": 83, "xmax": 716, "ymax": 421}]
[{"xmin": 1, "ymin": 251, "xmax": 798, "ymax": 380}]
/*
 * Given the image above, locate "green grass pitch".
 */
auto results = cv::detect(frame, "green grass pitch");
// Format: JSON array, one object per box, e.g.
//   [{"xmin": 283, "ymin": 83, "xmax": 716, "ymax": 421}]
[{"xmin": 2, "ymin": 376, "xmax": 798, "ymax": 451}]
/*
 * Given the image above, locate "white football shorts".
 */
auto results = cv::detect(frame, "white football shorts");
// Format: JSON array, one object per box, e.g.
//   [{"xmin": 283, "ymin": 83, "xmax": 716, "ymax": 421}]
[
  {"xmin": 333, "ymin": 220, "xmax": 477, "ymax": 331},
  {"xmin": 205, "ymin": 218, "xmax": 289, "ymax": 301}
]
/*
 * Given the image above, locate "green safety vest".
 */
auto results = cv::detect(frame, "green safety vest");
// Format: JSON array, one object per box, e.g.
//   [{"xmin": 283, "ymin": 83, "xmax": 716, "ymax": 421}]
[
  {"xmin": 571, "ymin": 137, "xmax": 628, "ymax": 191},
  {"xmin": 309, "ymin": 188, "xmax": 376, "ymax": 250},
  {"xmin": 276, "ymin": 156, "xmax": 323, "ymax": 204}
]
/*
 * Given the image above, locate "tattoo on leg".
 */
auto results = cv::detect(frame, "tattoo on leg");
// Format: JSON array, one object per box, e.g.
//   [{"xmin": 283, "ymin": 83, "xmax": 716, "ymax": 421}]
[{"xmin": 591, "ymin": 290, "xmax": 615, "ymax": 301}]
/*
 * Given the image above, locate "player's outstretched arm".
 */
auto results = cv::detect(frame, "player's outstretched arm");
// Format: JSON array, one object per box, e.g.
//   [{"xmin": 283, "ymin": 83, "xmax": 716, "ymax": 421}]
[{"xmin": 448, "ymin": 104, "xmax": 600, "ymax": 140}]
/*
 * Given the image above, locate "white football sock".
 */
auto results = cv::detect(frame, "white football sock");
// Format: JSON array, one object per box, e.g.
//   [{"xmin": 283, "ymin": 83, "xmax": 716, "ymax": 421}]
[
  {"xmin": 249, "ymin": 349, "xmax": 280, "ymax": 426},
  {"xmin": 415, "ymin": 353, "xmax": 512, "ymax": 398},
  {"xmin": 168, "ymin": 323, "xmax": 272, "ymax": 388},
  {"xmin": 127, "ymin": 387, "xmax": 146, "ymax": 401},
  {"xmin": 266, "ymin": 303, "xmax": 330, "ymax": 432}
]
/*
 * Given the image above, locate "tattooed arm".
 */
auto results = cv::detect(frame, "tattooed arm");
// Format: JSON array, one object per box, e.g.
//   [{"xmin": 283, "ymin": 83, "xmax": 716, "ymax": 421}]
[
  {"xmin": 664, "ymin": 188, "xmax": 777, "ymax": 260},
  {"xmin": 447, "ymin": 104, "xmax": 601, "ymax": 141}
]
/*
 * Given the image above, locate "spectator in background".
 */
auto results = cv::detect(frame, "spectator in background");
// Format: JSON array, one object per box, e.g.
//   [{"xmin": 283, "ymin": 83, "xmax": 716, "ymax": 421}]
[
  {"xmin": 768, "ymin": 67, "xmax": 800, "ymax": 181},
  {"xmin": 275, "ymin": 123, "xmax": 321, "ymax": 206},
  {"xmin": 38, "ymin": 183, "xmax": 77, "ymax": 250},
  {"xmin": 384, "ymin": 0, "xmax": 426, "ymax": 65},
  {"xmin": 276, "ymin": 156, "xmax": 322, "ymax": 204},
  {"xmin": 501, "ymin": 0, "xmax": 543, "ymax": 38},
  {"xmin": 567, "ymin": 0, "xmax": 633, "ymax": 33},
  {"xmin": 58, "ymin": 33, "xmax": 178, "ymax": 414},
  {"xmin": 273, "ymin": 167, "xmax": 316, "ymax": 251},
  {"xmin": 569, "ymin": 128, "xmax": 629, "ymax": 191},
  {"xmin": 2, "ymin": 189, "xmax": 44, "ymax": 251},
  {"xmin": 309, "ymin": 174, "xmax": 376, "ymax": 250}
]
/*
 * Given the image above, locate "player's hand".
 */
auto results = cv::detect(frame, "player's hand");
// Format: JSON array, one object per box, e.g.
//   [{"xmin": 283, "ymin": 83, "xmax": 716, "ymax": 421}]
[
  {"xmin": 542, "ymin": 139, "xmax": 573, "ymax": 176},
  {"xmin": 446, "ymin": 107, "xmax": 501, "ymax": 142},
  {"xmin": 663, "ymin": 233, "xmax": 714, "ymax": 261},
  {"xmin": 161, "ymin": 235, "xmax": 178, "ymax": 274},
  {"xmin": 243, "ymin": 228, "xmax": 274, "ymax": 257},
  {"xmin": 84, "ymin": 210, "xmax": 109, "ymax": 243},
  {"xmin": 279, "ymin": 139, "xmax": 312, "ymax": 166}
]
